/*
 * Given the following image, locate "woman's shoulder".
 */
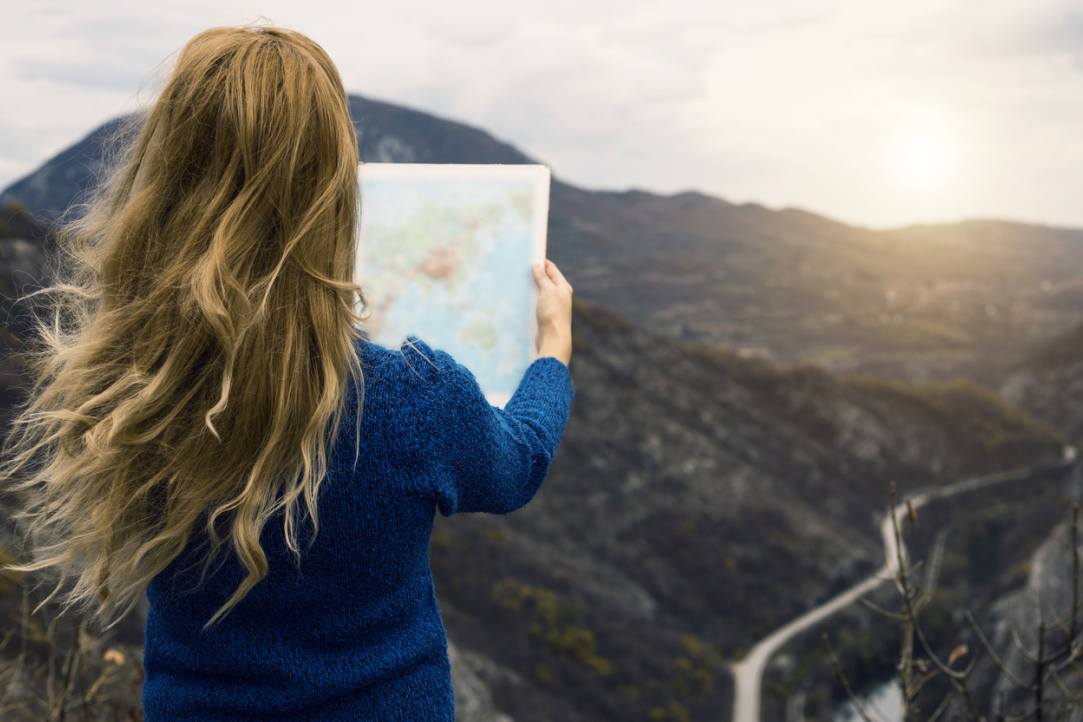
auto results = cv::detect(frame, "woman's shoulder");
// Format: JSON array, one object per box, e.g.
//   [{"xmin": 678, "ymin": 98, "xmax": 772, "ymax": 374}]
[
  {"xmin": 351, "ymin": 335, "xmax": 484, "ymax": 431},
  {"xmin": 354, "ymin": 334, "xmax": 457, "ymax": 387}
]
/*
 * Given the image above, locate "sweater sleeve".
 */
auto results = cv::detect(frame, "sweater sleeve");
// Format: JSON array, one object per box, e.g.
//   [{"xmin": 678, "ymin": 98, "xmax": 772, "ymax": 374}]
[{"xmin": 404, "ymin": 339, "xmax": 574, "ymax": 516}]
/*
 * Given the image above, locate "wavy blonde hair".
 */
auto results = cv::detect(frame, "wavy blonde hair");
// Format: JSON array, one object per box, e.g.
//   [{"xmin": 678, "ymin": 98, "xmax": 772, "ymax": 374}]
[{"xmin": 1, "ymin": 26, "xmax": 367, "ymax": 628}]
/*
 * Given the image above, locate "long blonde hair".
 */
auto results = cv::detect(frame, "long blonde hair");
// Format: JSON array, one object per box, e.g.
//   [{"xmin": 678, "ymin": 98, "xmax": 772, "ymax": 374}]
[{"xmin": 1, "ymin": 26, "xmax": 367, "ymax": 628}]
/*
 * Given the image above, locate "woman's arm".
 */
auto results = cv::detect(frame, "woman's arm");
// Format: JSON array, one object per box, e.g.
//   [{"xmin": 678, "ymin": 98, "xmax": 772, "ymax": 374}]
[
  {"xmin": 417, "ymin": 260, "xmax": 575, "ymax": 516},
  {"xmin": 416, "ymin": 346, "xmax": 573, "ymax": 516}
]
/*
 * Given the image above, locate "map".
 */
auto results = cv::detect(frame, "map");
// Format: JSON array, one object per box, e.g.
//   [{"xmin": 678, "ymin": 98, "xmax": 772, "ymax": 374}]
[{"xmin": 356, "ymin": 164, "xmax": 550, "ymax": 407}]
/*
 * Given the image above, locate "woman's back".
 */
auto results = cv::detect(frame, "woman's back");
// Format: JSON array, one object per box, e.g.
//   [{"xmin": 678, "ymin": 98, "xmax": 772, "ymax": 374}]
[
  {"xmin": 142, "ymin": 338, "xmax": 574, "ymax": 720},
  {"xmin": 1, "ymin": 24, "xmax": 575, "ymax": 721}
]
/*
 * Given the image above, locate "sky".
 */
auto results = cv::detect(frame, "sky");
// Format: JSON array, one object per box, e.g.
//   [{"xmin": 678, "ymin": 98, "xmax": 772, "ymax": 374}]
[{"xmin": 2, "ymin": 0, "xmax": 1083, "ymax": 229}]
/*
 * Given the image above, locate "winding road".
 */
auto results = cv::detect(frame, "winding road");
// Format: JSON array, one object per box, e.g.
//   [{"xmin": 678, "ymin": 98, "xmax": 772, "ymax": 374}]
[{"xmin": 730, "ymin": 446, "xmax": 1077, "ymax": 722}]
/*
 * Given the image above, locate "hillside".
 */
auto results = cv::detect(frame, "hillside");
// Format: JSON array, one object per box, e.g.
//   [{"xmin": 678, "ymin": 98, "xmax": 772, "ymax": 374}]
[
  {"xmin": 548, "ymin": 187, "xmax": 1083, "ymax": 383},
  {"xmin": 0, "ymin": 220, "xmax": 1066, "ymax": 720},
  {"xmin": 424, "ymin": 300, "xmax": 1064, "ymax": 722},
  {"xmin": 2, "ymin": 93, "xmax": 1080, "ymax": 721},
  {"xmin": 5, "ymin": 94, "xmax": 1083, "ymax": 383},
  {"xmin": 1000, "ymin": 320, "xmax": 1083, "ymax": 443}
]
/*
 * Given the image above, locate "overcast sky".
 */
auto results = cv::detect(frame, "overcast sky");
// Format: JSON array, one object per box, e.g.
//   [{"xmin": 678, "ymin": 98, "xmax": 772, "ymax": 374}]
[{"xmin": 3, "ymin": 0, "xmax": 1083, "ymax": 229}]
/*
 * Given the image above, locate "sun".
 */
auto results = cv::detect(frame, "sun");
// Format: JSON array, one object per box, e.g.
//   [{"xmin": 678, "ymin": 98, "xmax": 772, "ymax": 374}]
[{"xmin": 895, "ymin": 135, "xmax": 954, "ymax": 189}]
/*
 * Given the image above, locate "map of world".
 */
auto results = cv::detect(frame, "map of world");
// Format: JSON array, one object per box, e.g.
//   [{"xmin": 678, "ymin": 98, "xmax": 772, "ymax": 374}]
[{"xmin": 356, "ymin": 164, "xmax": 550, "ymax": 406}]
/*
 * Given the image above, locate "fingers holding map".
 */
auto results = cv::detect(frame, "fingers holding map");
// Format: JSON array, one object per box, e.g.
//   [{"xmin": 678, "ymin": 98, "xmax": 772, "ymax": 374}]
[{"xmin": 356, "ymin": 163, "xmax": 551, "ymax": 408}]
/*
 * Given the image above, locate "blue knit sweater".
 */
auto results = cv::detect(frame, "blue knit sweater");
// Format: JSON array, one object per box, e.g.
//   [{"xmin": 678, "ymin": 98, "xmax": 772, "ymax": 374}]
[{"xmin": 142, "ymin": 338, "xmax": 574, "ymax": 720}]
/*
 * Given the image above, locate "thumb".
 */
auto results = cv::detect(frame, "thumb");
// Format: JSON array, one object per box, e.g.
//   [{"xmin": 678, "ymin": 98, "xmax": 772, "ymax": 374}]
[{"xmin": 532, "ymin": 262, "xmax": 553, "ymax": 288}]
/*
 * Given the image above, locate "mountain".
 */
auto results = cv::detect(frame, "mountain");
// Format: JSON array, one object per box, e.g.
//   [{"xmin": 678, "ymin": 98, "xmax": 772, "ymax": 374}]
[
  {"xmin": 0, "ymin": 96, "xmax": 535, "ymax": 223},
  {"xmin": 1, "ymin": 93, "xmax": 1079, "ymax": 721},
  {"xmin": 6, "ymin": 94, "xmax": 1083, "ymax": 384}
]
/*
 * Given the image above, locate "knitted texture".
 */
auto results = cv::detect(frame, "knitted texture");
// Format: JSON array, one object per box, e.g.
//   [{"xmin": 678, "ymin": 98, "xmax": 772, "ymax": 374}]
[{"xmin": 142, "ymin": 338, "xmax": 574, "ymax": 720}]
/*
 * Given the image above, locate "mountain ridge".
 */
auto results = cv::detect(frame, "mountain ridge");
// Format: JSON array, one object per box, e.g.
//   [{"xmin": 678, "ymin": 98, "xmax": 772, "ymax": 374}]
[{"xmin": 7, "ymin": 93, "xmax": 1083, "ymax": 383}]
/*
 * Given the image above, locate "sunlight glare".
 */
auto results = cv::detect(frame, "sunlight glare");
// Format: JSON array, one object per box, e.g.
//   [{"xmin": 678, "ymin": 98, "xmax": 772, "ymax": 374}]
[{"xmin": 895, "ymin": 135, "xmax": 954, "ymax": 189}]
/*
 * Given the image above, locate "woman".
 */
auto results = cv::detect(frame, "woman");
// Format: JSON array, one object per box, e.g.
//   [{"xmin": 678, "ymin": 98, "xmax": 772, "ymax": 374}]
[{"xmin": 1, "ymin": 25, "xmax": 574, "ymax": 720}]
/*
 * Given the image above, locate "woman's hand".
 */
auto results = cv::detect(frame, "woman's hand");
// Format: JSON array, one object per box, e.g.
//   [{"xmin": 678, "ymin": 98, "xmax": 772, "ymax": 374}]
[{"xmin": 532, "ymin": 259, "xmax": 573, "ymax": 366}]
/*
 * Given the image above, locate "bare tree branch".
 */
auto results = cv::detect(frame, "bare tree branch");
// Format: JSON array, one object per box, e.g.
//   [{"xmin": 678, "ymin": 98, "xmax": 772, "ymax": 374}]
[
  {"xmin": 822, "ymin": 628, "xmax": 879, "ymax": 722},
  {"xmin": 1010, "ymin": 623, "xmax": 1041, "ymax": 665},
  {"xmin": 889, "ymin": 485, "xmax": 984, "ymax": 721},
  {"xmin": 967, "ymin": 611, "xmax": 1034, "ymax": 691},
  {"xmin": 857, "ymin": 594, "xmax": 909, "ymax": 621},
  {"xmin": 1072, "ymin": 504, "xmax": 1080, "ymax": 645},
  {"xmin": 925, "ymin": 693, "xmax": 952, "ymax": 722}
]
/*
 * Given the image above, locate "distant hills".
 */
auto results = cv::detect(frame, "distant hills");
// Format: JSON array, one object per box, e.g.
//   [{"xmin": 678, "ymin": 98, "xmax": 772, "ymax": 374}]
[{"xmin": 6, "ymin": 93, "xmax": 1083, "ymax": 384}]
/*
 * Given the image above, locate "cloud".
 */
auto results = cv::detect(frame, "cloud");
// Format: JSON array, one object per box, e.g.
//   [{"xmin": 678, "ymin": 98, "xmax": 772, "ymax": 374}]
[
  {"xmin": 16, "ymin": 58, "xmax": 151, "ymax": 92},
  {"xmin": 55, "ymin": 14, "xmax": 180, "ymax": 43},
  {"xmin": 2, "ymin": 0, "xmax": 1083, "ymax": 227},
  {"xmin": 1018, "ymin": 10, "xmax": 1083, "ymax": 69},
  {"xmin": 0, "ymin": 121, "xmax": 41, "ymax": 164},
  {"xmin": 7, "ymin": 4, "xmax": 193, "ymax": 95}
]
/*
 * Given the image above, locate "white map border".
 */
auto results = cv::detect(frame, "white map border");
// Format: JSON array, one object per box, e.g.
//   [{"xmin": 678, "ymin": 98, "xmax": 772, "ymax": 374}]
[{"xmin": 355, "ymin": 163, "xmax": 551, "ymax": 407}]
